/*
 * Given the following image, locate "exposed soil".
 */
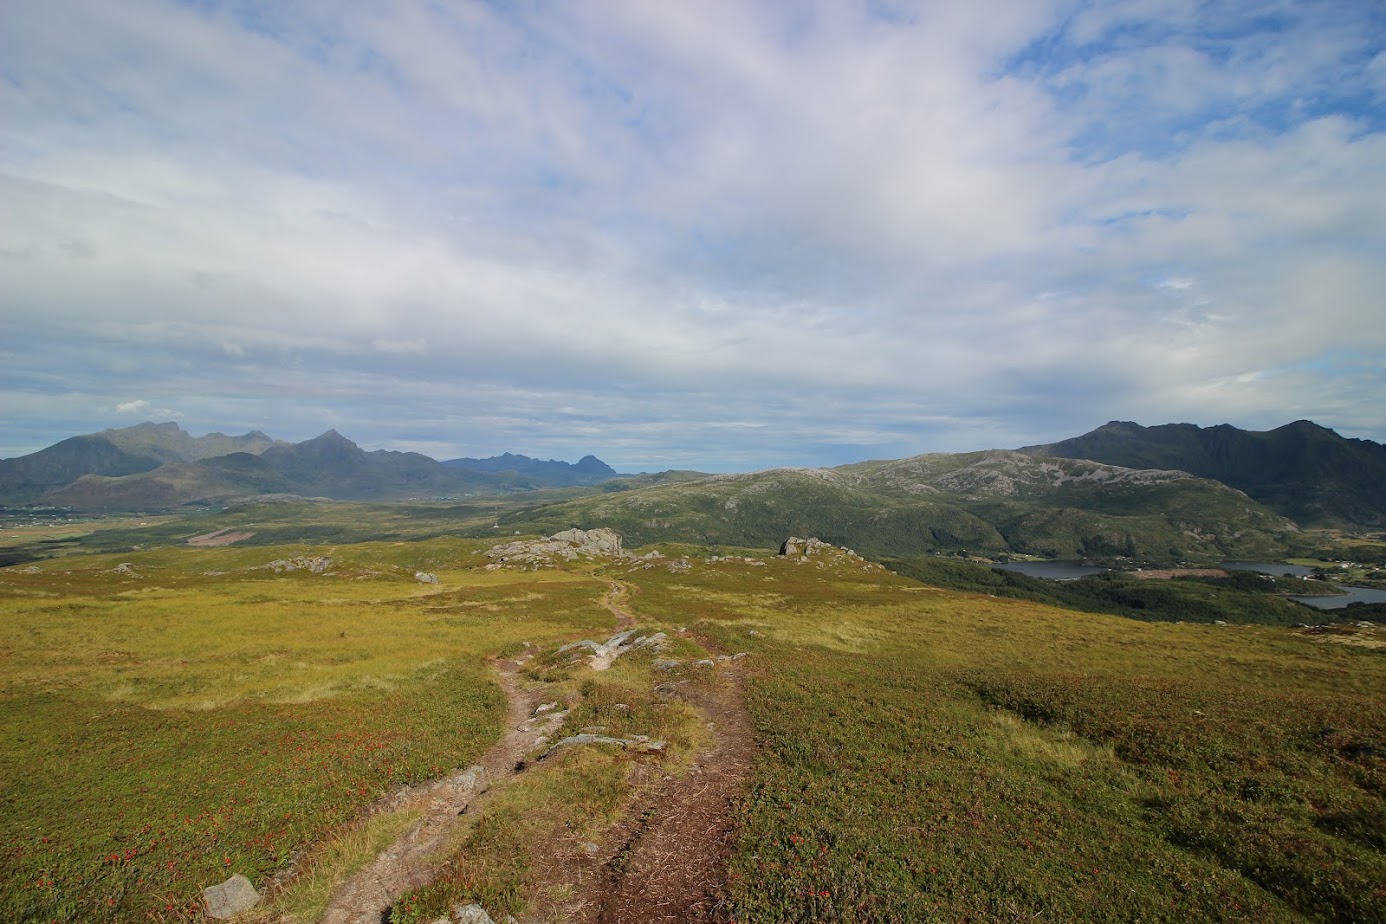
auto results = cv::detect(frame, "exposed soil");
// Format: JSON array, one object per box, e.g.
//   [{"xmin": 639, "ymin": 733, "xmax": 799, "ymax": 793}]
[
  {"xmin": 585, "ymin": 664, "xmax": 753, "ymax": 924},
  {"xmin": 601, "ymin": 581, "xmax": 637, "ymax": 629},
  {"xmin": 1131, "ymin": 568, "xmax": 1228, "ymax": 580},
  {"xmin": 317, "ymin": 657, "xmax": 565, "ymax": 924},
  {"xmin": 185, "ymin": 528, "xmax": 256, "ymax": 547}
]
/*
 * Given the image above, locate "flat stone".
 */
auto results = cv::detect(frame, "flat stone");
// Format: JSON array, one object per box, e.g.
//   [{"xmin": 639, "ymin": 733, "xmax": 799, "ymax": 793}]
[{"xmin": 201, "ymin": 873, "xmax": 260, "ymax": 919}]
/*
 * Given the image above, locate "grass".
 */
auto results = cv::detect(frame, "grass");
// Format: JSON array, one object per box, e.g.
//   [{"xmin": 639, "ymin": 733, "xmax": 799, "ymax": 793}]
[
  {"xmin": 0, "ymin": 539, "xmax": 613, "ymax": 922},
  {"xmin": 3, "ymin": 526, "xmax": 1383, "ymax": 922},
  {"xmin": 617, "ymin": 547, "xmax": 1386, "ymax": 922},
  {"xmin": 390, "ymin": 632, "xmax": 714, "ymax": 923}
]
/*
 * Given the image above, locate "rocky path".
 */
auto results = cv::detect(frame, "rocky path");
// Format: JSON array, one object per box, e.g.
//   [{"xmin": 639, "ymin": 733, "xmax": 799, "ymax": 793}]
[
  {"xmin": 587, "ymin": 663, "xmax": 753, "ymax": 924},
  {"xmin": 318, "ymin": 658, "xmax": 565, "ymax": 924}
]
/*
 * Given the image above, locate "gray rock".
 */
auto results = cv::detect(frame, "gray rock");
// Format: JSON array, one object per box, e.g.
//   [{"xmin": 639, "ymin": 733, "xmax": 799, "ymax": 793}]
[
  {"xmin": 415, "ymin": 571, "xmax": 439, "ymax": 584},
  {"xmin": 652, "ymin": 659, "xmax": 682, "ymax": 671},
  {"xmin": 485, "ymin": 527, "xmax": 628, "ymax": 568},
  {"xmin": 201, "ymin": 873, "xmax": 260, "ymax": 919},
  {"xmin": 450, "ymin": 903, "xmax": 497, "ymax": 924}
]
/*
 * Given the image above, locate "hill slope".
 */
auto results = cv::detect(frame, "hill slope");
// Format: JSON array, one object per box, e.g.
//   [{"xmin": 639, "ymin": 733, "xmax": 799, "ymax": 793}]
[
  {"xmin": 1023, "ymin": 420, "xmax": 1386, "ymax": 528},
  {"xmin": 489, "ymin": 450, "xmax": 1297, "ymax": 562}
]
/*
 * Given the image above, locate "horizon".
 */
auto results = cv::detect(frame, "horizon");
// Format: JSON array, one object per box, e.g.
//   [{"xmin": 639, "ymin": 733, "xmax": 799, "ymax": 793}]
[
  {"xmin": 3, "ymin": 2, "xmax": 1383, "ymax": 469},
  {"xmin": 2, "ymin": 414, "xmax": 1376, "ymax": 476}
]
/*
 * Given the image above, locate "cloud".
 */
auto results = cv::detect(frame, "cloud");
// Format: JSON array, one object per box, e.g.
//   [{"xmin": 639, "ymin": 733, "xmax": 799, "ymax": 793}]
[
  {"xmin": 115, "ymin": 400, "xmax": 151, "ymax": 415},
  {"xmin": 1, "ymin": 0, "xmax": 1382, "ymax": 466}
]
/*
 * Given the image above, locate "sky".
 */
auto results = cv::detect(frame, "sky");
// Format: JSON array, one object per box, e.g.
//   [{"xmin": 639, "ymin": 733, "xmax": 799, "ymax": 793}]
[{"xmin": 2, "ymin": 0, "xmax": 1384, "ymax": 472}]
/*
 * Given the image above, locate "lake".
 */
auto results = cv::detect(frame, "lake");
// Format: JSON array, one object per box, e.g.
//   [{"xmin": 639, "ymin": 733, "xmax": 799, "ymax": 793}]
[
  {"xmin": 993, "ymin": 561, "xmax": 1108, "ymax": 581},
  {"xmin": 1291, "ymin": 585, "xmax": 1386, "ymax": 610}
]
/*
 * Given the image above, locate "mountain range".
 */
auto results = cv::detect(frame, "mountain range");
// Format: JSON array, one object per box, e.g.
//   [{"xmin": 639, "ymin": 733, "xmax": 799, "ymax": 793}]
[
  {"xmin": 0, "ymin": 424, "xmax": 623, "ymax": 508},
  {"xmin": 1023, "ymin": 419, "xmax": 1386, "ymax": 528},
  {"xmin": 3, "ymin": 419, "xmax": 1382, "ymax": 562}
]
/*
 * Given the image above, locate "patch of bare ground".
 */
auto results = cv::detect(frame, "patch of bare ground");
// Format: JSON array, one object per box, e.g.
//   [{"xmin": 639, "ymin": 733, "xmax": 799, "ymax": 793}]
[
  {"xmin": 1297, "ymin": 623, "xmax": 1383, "ymax": 650},
  {"xmin": 601, "ymin": 581, "xmax": 637, "ymax": 630},
  {"xmin": 313, "ymin": 656, "xmax": 565, "ymax": 924},
  {"xmin": 530, "ymin": 652, "xmax": 752, "ymax": 924},
  {"xmin": 1130, "ymin": 568, "xmax": 1228, "ymax": 580},
  {"xmin": 186, "ymin": 528, "xmax": 256, "ymax": 546}
]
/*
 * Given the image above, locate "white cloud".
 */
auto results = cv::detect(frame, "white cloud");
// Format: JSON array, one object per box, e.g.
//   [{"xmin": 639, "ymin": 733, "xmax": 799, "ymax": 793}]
[{"xmin": 1, "ymin": 0, "xmax": 1381, "ymax": 464}]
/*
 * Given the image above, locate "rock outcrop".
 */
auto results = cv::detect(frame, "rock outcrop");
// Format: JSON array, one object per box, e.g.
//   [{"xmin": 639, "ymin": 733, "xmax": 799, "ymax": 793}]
[
  {"xmin": 485, "ymin": 528, "xmax": 627, "ymax": 569},
  {"xmin": 261, "ymin": 556, "xmax": 333, "ymax": 574},
  {"xmin": 558, "ymin": 629, "xmax": 667, "ymax": 670}
]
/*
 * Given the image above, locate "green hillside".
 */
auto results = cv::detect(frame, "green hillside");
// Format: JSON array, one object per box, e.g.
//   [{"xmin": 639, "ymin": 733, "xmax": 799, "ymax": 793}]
[{"xmin": 487, "ymin": 451, "xmax": 1299, "ymax": 563}]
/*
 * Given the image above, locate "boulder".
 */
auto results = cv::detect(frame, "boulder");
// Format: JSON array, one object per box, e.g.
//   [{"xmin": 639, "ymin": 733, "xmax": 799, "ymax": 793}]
[
  {"xmin": 485, "ymin": 528, "xmax": 628, "ymax": 568},
  {"xmin": 201, "ymin": 874, "xmax": 260, "ymax": 919},
  {"xmin": 415, "ymin": 571, "xmax": 439, "ymax": 584}
]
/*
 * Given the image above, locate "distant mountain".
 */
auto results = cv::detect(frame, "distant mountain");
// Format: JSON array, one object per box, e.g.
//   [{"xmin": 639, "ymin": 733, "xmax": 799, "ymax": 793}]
[
  {"xmin": 0, "ymin": 422, "xmax": 278, "ymax": 505},
  {"xmin": 443, "ymin": 452, "xmax": 619, "ymax": 487},
  {"xmin": 98, "ymin": 421, "xmax": 280, "ymax": 463},
  {"xmin": 41, "ymin": 430, "xmax": 508, "ymax": 510},
  {"xmin": 490, "ymin": 450, "xmax": 1298, "ymax": 563},
  {"xmin": 1022, "ymin": 420, "xmax": 1386, "ymax": 528}
]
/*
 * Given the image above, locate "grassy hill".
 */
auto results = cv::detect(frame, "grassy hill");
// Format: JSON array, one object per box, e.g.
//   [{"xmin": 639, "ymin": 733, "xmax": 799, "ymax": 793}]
[{"xmin": 485, "ymin": 451, "xmax": 1299, "ymax": 564}]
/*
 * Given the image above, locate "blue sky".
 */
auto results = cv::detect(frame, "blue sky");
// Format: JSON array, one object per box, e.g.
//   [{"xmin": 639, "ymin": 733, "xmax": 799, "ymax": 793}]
[{"xmin": 2, "ymin": 0, "xmax": 1383, "ymax": 471}]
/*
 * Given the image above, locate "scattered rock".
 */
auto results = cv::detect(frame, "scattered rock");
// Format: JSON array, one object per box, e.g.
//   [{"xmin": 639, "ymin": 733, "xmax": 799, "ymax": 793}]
[
  {"xmin": 653, "ymin": 659, "xmax": 682, "ymax": 671},
  {"xmin": 667, "ymin": 558, "xmax": 692, "ymax": 573},
  {"xmin": 558, "ymin": 630, "xmax": 668, "ymax": 671},
  {"xmin": 778, "ymin": 536, "xmax": 862, "ymax": 559},
  {"xmin": 578, "ymin": 841, "xmax": 601, "ymax": 855},
  {"xmin": 533, "ymin": 702, "xmax": 561, "ymax": 716},
  {"xmin": 108, "ymin": 562, "xmax": 139, "ymax": 575},
  {"xmin": 415, "ymin": 571, "xmax": 439, "ymax": 584},
  {"xmin": 201, "ymin": 873, "xmax": 260, "ymax": 919},
  {"xmin": 1213, "ymin": 620, "xmax": 1228, "ymax": 626},
  {"xmin": 262, "ymin": 556, "xmax": 332, "ymax": 574},
  {"xmin": 485, "ymin": 527, "xmax": 628, "ymax": 568},
  {"xmin": 20, "ymin": 565, "xmax": 40, "ymax": 573}
]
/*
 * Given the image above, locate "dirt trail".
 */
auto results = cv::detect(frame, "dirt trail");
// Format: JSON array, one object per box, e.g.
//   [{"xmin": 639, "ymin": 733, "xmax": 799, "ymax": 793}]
[
  {"xmin": 600, "ymin": 581, "xmax": 637, "ymax": 629},
  {"xmin": 318, "ymin": 658, "xmax": 563, "ymax": 924},
  {"xmin": 587, "ymin": 662, "xmax": 753, "ymax": 924}
]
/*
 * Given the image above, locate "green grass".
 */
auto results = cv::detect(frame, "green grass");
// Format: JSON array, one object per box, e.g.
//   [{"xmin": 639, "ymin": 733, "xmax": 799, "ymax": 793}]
[
  {"xmin": 0, "ymin": 539, "xmax": 614, "ymax": 922},
  {"xmin": 616, "ymin": 549, "xmax": 1386, "ymax": 922},
  {"xmin": 391, "ymin": 633, "xmax": 714, "ymax": 923},
  {"xmin": 3, "ymin": 531, "xmax": 1383, "ymax": 922}
]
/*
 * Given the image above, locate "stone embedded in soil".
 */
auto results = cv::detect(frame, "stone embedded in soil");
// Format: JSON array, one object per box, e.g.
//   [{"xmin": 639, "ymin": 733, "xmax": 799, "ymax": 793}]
[{"xmin": 201, "ymin": 873, "xmax": 260, "ymax": 919}]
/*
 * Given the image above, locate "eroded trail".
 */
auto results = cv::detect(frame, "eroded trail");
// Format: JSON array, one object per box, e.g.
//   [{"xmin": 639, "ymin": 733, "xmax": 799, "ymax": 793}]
[
  {"xmin": 318, "ymin": 658, "xmax": 562, "ymax": 924},
  {"xmin": 585, "ymin": 657, "xmax": 754, "ymax": 924}
]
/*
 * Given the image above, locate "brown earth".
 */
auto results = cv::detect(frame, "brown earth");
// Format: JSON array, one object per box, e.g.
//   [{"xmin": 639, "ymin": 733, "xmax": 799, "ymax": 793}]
[
  {"xmin": 1130, "ymin": 568, "xmax": 1228, "ymax": 580},
  {"xmin": 586, "ymin": 663, "xmax": 752, "ymax": 924},
  {"xmin": 185, "ymin": 528, "xmax": 256, "ymax": 547}
]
